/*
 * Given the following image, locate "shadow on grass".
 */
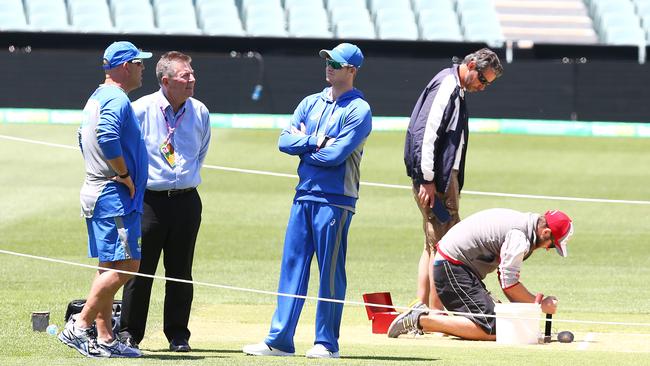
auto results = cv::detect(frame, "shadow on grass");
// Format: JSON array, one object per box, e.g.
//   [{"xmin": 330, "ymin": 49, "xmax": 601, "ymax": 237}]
[
  {"xmin": 143, "ymin": 347, "xmax": 241, "ymax": 359},
  {"xmin": 344, "ymin": 356, "xmax": 439, "ymax": 362}
]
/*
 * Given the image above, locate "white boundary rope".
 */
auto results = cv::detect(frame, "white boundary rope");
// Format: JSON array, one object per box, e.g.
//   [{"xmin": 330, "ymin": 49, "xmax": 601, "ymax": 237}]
[
  {"xmin": 1, "ymin": 248, "xmax": 649, "ymax": 329},
  {"xmin": 1, "ymin": 134, "xmax": 649, "ymax": 206},
  {"xmin": 2, "ymin": 134, "xmax": 650, "ymax": 329}
]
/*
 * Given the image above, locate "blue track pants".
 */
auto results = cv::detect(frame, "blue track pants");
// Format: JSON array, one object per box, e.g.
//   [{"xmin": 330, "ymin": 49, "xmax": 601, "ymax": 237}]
[{"xmin": 265, "ymin": 200, "xmax": 352, "ymax": 353}]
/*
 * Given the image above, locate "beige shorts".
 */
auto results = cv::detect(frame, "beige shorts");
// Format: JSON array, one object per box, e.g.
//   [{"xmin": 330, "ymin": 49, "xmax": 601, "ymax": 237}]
[{"xmin": 412, "ymin": 170, "xmax": 461, "ymax": 252}]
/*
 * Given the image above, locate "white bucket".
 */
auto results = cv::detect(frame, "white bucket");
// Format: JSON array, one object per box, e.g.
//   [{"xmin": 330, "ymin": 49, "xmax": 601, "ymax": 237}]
[{"xmin": 494, "ymin": 303, "xmax": 542, "ymax": 345}]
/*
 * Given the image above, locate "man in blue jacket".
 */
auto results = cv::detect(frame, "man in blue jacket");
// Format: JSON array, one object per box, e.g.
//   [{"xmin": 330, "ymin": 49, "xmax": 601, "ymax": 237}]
[
  {"xmin": 403, "ymin": 48, "xmax": 503, "ymax": 312},
  {"xmin": 243, "ymin": 43, "xmax": 372, "ymax": 359}
]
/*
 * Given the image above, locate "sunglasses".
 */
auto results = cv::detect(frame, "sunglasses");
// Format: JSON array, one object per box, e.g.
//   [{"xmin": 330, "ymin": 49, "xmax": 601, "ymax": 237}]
[
  {"xmin": 326, "ymin": 59, "xmax": 351, "ymax": 70},
  {"xmin": 128, "ymin": 59, "xmax": 143, "ymax": 66},
  {"xmin": 476, "ymin": 69, "xmax": 491, "ymax": 86}
]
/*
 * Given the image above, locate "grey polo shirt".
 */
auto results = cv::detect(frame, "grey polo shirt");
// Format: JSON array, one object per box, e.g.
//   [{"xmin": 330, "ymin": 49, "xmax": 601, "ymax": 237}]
[{"xmin": 437, "ymin": 208, "xmax": 539, "ymax": 289}]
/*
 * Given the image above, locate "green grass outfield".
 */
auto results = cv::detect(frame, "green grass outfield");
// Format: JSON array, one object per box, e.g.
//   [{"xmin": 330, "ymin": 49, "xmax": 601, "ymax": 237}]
[{"xmin": 1, "ymin": 124, "xmax": 649, "ymax": 365}]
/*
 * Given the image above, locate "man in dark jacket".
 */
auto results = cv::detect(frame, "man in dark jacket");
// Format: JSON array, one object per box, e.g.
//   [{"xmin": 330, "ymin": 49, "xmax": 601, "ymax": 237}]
[{"xmin": 404, "ymin": 48, "xmax": 503, "ymax": 311}]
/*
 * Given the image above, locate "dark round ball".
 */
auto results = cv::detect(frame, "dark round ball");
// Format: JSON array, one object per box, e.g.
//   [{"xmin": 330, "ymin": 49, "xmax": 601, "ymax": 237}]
[{"xmin": 557, "ymin": 331, "xmax": 574, "ymax": 343}]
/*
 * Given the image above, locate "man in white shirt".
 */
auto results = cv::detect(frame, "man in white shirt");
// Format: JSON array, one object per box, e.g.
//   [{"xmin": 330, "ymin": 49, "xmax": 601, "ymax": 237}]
[{"xmin": 119, "ymin": 51, "xmax": 211, "ymax": 352}]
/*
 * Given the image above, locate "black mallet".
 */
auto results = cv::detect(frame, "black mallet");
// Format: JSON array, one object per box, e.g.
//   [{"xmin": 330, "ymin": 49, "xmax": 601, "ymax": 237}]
[{"xmin": 535, "ymin": 293, "xmax": 552, "ymax": 343}]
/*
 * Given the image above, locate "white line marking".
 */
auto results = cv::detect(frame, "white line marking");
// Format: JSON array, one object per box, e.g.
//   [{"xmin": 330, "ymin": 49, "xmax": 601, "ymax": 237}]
[
  {"xmin": 578, "ymin": 332, "xmax": 596, "ymax": 350},
  {"xmin": 0, "ymin": 134, "xmax": 77, "ymax": 150},
  {"xmin": 3, "ymin": 133, "xmax": 650, "ymax": 205}
]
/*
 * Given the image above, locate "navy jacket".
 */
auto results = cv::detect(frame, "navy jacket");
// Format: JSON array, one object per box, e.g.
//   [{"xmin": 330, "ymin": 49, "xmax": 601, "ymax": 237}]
[{"xmin": 404, "ymin": 65, "xmax": 469, "ymax": 193}]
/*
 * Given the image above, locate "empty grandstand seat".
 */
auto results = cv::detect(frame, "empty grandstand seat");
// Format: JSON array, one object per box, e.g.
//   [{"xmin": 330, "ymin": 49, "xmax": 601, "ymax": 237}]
[
  {"xmin": 368, "ymin": 0, "xmax": 412, "ymax": 16},
  {"xmin": 376, "ymin": 21, "xmax": 418, "ymax": 40},
  {"xmin": 326, "ymin": 0, "xmax": 366, "ymax": 13},
  {"xmin": 589, "ymin": 0, "xmax": 643, "ymax": 44},
  {"xmin": 591, "ymin": 0, "xmax": 637, "ymax": 27},
  {"xmin": 330, "ymin": 6, "xmax": 371, "ymax": 25},
  {"xmin": 241, "ymin": 0, "xmax": 282, "ymax": 15},
  {"xmin": 375, "ymin": 7, "xmax": 418, "ymax": 41},
  {"xmin": 0, "ymin": 0, "xmax": 29, "ymax": 31},
  {"xmin": 155, "ymin": 1, "xmax": 200, "ymax": 35},
  {"xmin": 459, "ymin": 5, "xmax": 504, "ymax": 44},
  {"xmin": 412, "ymin": 0, "xmax": 455, "ymax": 12},
  {"xmin": 605, "ymin": 26, "xmax": 646, "ymax": 44},
  {"xmin": 73, "ymin": 14, "xmax": 115, "ymax": 33},
  {"xmin": 242, "ymin": 1, "xmax": 284, "ymax": 23},
  {"xmin": 288, "ymin": 20, "xmax": 332, "ymax": 38},
  {"xmin": 334, "ymin": 19, "xmax": 376, "ymax": 39},
  {"xmin": 110, "ymin": 0, "xmax": 151, "ymax": 13},
  {"xmin": 246, "ymin": 19, "xmax": 288, "ymax": 37},
  {"xmin": 197, "ymin": 1, "xmax": 245, "ymax": 36},
  {"xmin": 287, "ymin": 6, "xmax": 331, "ymax": 38},
  {"xmin": 285, "ymin": 0, "xmax": 324, "ymax": 10},
  {"xmin": 69, "ymin": 0, "xmax": 114, "ymax": 33},
  {"xmin": 110, "ymin": 0, "xmax": 156, "ymax": 33},
  {"xmin": 243, "ymin": 1, "xmax": 287, "ymax": 37},
  {"xmin": 456, "ymin": 0, "xmax": 495, "ymax": 13},
  {"xmin": 418, "ymin": 9, "xmax": 462, "ymax": 41},
  {"xmin": 286, "ymin": 5, "xmax": 328, "ymax": 25},
  {"xmin": 114, "ymin": 13, "xmax": 157, "ymax": 34},
  {"xmin": 25, "ymin": 0, "xmax": 71, "ymax": 32}
]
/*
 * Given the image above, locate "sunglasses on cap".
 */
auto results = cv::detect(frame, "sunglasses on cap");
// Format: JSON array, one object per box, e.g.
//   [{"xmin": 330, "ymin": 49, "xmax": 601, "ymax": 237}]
[
  {"xmin": 128, "ymin": 59, "xmax": 143, "ymax": 65},
  {"xmin": 326, "ymin": 59, "xmax": 352, "ymax": 70}
]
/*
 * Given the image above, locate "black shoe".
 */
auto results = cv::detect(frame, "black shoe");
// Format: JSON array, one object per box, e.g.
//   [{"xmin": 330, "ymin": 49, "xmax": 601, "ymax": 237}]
[
  {"xmin": 117, "ymin": 332, "xmax": 139, "ymax": 349},
  {"xmin": 169, "ymin": 339, "xmax": 191, "ymax": 352}
]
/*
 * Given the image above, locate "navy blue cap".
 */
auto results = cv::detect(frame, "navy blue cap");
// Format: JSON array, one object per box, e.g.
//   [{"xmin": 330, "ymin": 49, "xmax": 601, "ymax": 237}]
[
  {"xmin": 102, "ymin": 41, "xmax": 152, "ymax": 70},
  {"xmin": 319, "ymin": 43, "xmax": 364, "ymax": 68}
]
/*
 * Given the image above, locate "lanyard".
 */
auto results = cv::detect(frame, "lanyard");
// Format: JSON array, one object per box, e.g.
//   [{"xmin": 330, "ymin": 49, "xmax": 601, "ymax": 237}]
[{"xmin": 160, "ymin": 106, "xmax": 186, "ymax": 143}]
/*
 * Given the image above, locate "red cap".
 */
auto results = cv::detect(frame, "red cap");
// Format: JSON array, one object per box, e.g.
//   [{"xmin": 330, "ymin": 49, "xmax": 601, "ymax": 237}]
[{"xmin": 544, "ymin": 210, "xmax": 573, "ymax": 257}]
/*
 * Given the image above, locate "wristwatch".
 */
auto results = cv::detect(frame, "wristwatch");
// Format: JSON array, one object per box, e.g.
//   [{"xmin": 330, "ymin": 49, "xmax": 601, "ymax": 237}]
[
  {"xmin": 319, "ymin": 136, "xmax": 331, "ymax": 149},
  {"xmin": 118, "ymin": 171, "xmax": 130, "ymax": 179}
]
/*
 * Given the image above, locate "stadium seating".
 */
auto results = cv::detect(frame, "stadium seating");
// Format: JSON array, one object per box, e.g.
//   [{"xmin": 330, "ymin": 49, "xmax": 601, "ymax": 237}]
[
  {"xmin": 25, "ymin": 0, "xmax": 71, "ymax": 32},
  {"xmin": 243, "ymin": 1, "xmax": 287, "ymax": 37},
  {"xmin": 496, "ymin": 0, "xmax": 598, "ymax": 44},
  {"xmin": 459, "ymin": 6, "xmax": 505, "ymax": 45},
  {"xmin": 2, "ymin": 0, "xmax": 647, "ymax": 45},
  {"xmin": 197, "ymin": 1, "xmax": 245, "ymax": 37},
  {"xmin": 0, "ymin": 0, "xmax": 29, "ymax": 31},
  {"xmin": 417, "ymin": 8, "xmax": 463, "ymax": 42},
  {"xmin": 374, "ymin": 7, "xmax": 419, "ymax": 41},
  {"xmin": 155, "ymin": 0, "xmax": 201, "ymax": 35},
  {"xmin": 287, "ymin": 5, "xmax": 331, "ymax": 38},
  {"xmin": 68, "ymin": 0, "xmax": 115, "ymax": 34},
  {"xmin": 111, "ymin": 0, "xmax": 157, "ymax": 34},
  {"xmin": 588, "ymin": 0, "xmax": 645, "ymax": 44}
]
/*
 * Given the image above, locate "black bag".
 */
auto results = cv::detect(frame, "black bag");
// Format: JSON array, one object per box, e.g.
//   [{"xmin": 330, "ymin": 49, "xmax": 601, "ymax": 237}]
[{"xmin": 64, "ymin": 299, "xmax": 122, "ymax": 334}]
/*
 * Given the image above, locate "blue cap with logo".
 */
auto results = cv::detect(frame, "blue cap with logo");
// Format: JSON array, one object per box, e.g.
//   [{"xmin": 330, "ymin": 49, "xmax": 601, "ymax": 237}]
[
  {"xmin": 319, "ymin": 43, "xmax": 364, "ymax": 68},
  {"xmin": 102, "ymin": 41, "xmax": 152, "ymax": 70}
]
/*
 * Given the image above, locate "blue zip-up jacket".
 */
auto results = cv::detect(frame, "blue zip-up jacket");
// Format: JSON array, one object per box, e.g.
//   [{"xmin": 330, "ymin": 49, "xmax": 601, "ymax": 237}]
[
  {"xmin": 404, "ymin": 65, "xmax": 469, "ymax": 193},
  {"xmin": 278, "ymin": 87, "xmax": 372, "ymax": 209}
]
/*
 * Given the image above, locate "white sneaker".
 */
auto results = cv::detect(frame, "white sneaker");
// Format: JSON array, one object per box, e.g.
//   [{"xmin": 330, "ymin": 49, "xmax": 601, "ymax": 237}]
[
  {"xmin": 243, "ymin": 342, "xmax": 294, "ymax": 357},
  {"xmin": 95, "ymin": 339, "xmax": 142, "ymax": 358},
  {"xmin": 305, "ymin": 344, "xmax": 340, "ymax": 359}
]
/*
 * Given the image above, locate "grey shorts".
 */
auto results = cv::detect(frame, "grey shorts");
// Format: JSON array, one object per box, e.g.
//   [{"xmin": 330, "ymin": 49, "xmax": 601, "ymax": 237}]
[{"xmin": 434, "ymin": 260, "xmax": 496, "ymax": 335}]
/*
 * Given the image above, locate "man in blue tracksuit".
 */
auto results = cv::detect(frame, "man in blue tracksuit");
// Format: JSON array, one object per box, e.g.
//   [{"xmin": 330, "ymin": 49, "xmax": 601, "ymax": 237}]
[{"xmin": 243, "ymin": 43, "xmax": 372, "ymax": 359}]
